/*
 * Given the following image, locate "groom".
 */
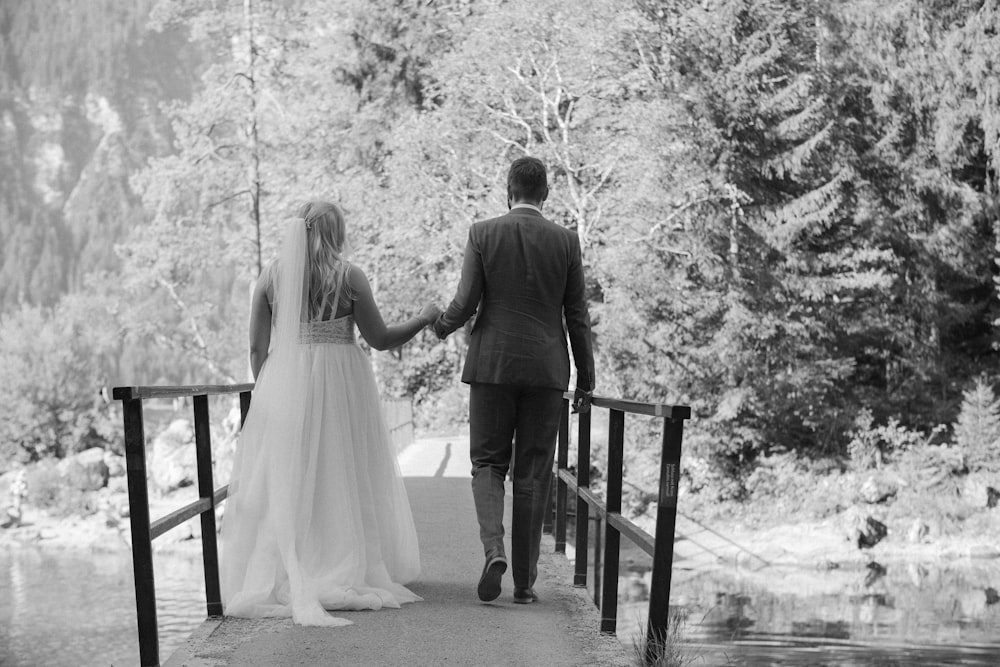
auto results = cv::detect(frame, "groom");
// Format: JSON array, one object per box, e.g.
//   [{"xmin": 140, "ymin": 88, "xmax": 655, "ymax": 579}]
[{"xmin": 432, "ymin": 156, "xmax": 595, "ymax": 604}]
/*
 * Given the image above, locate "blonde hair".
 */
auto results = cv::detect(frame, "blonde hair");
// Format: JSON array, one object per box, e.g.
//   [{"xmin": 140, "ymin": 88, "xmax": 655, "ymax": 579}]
[{"xmin": 299, "ymin": 201, "xmax": 351, "ymax": 320}]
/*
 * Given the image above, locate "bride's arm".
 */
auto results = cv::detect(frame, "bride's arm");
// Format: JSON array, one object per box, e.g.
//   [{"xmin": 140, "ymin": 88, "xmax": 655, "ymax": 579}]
[
  {"xmin": 349, "ymin": 265, "xmax": 438, "ymax": 351},
  {"xmin": 248, "ymin": 270, "xmax": 273, "ymax": 380}
]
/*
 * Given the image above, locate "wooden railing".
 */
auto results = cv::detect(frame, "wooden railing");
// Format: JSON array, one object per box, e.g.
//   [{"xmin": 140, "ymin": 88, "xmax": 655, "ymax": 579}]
[
  {"xmin": 114, "ymin": 382, "xmax": 686, "ymax": 664},
  {"xmin": 547, "ymin": 392, "xmax": 691, "ymax": 659},
  {"xmin": 112, "ymin": 384, "xmax": 254, "ymax": 667}
]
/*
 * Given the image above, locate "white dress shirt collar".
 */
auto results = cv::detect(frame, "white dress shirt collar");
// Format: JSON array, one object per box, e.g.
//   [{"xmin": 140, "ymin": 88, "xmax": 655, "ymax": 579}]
[{"xmin": 510, "ymin": 203, "xmax": 542, "ymax": 213}]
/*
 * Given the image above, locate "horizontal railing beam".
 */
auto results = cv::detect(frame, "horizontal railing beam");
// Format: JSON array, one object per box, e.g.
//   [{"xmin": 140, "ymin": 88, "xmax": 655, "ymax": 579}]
[
  {"xmin": 606, "ymin": 512, "xmax": 656, "ymax": 558},
  {"xmin": 558, "ymin": 469, "xmax": 605, "ymax": 516},
  {"xmin": 146, "ymin": 487, "xmax": 230, "ymax": 541},
  {"xmin": 560, "ymin": 391, "xmax": 690, "ymax": 419},
  {"xmin": 557, "ymin": 469, "xmax": 656, "ymax": 557},
  {"xmin": 150, "ymin": 498, "xmax": 212, "ymax": 540},
  {"xmin": 113, "ymin": 384, "xmax": 255, "ymax": 401}
]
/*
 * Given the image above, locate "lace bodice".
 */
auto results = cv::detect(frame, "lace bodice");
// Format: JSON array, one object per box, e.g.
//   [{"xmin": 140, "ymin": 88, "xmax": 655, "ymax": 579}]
[{"xmin": 299, "ymin": 315, "xmax": 356, "ymax": 345}]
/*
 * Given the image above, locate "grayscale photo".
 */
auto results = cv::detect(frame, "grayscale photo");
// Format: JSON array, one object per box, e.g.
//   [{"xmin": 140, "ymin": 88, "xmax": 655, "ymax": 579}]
[{"xmin": 1, "ymin": 1, "xmax": 999, "ymax": 665}]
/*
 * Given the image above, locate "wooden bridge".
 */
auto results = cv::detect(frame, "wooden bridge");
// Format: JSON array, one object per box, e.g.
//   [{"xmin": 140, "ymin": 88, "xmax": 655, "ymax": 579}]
[{"xmin": 111, "ymin": 385, "xmax": 715, "ymax": 666}]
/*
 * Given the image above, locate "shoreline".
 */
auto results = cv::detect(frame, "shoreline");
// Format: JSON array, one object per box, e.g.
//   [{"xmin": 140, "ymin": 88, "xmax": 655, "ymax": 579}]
[
  {"xmin": 712, "ymin": 516, "xmax": 1000, "ymax": 569},
  {"xmin": 0, "ymin": 490, "xmax": 212, "ymax": 558},
  {"xmin": 5, "ymin": 494, "xmax": 1000, "ymax": 572}
]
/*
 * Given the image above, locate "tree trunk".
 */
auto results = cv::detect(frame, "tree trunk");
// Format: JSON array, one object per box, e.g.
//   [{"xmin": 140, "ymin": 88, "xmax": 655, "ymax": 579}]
[{"xmin": 244, "ymin": 0, "xmax": 262, "ymax": 277}]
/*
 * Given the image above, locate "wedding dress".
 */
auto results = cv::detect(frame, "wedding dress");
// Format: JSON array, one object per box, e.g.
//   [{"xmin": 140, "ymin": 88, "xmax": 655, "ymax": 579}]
[{"xmin": 220, "ymin": 219, "xmax": 421, "ymax": 627}]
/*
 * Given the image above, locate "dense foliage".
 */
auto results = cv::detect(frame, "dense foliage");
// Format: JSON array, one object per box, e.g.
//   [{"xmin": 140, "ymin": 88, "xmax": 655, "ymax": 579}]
[
  {"xmin": 0, "ymin": 291, "xmax": 123, "ymax": 462},
  {"xmin": 1, "ymin": 0, "xmax": 999, "ymax": 484}
]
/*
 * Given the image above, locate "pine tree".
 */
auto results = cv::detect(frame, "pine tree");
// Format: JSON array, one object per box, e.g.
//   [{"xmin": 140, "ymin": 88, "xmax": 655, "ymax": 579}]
[
  {"xmin": 954, "ymin": 376, "xmax": 1000, "ymax": 472},
  {"xmin": 625, "ymin": 0, "xmax": 870, "ymax": 459},
  {"xmin": 624, "ymin": 0, "xmax": 1000, "ymax": 466}
]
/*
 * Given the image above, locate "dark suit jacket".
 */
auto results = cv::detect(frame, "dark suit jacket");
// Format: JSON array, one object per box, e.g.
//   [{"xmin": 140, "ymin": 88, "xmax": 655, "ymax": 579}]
[{"xmin": 433, "ymin": 206, "xmax": 595, "ymax": 392}]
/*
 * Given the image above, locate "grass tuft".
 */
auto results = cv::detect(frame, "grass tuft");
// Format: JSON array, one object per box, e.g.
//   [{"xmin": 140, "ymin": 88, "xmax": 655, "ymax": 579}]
[{"xmin": 631, "ymin": 612, "xmax": 693, "ymax": 667}]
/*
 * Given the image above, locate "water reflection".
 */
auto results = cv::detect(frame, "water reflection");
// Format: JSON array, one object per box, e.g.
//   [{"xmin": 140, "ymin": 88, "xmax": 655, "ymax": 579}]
[
  {"xmin": 0, "ymin": 548, "xmax": 204, "ymax": 667},
  {"xmin": 613, "ymin": 555, "xmax": 1000, "ymax": 666},
  {"xmin": 4, "ymin": 536, "xmax": 999, "ymax": 665}
]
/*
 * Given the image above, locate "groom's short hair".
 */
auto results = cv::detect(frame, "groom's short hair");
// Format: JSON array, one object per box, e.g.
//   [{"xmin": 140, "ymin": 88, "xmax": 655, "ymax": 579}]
[{"xmin": 508, "ymin": 157, "xmax": 548, "ymax": 203}]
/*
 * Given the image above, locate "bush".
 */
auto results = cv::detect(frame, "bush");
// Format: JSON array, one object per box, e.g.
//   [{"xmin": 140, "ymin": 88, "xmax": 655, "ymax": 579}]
[
  {"xmin": 414, "ymin": 384, "xmax": 469, "ymax": 434},
  {"xmin": 24, "ymin": 460, "xmax": 99, "ymax": 518},
  {"xmin": 743, "ymin": 452, "xmax": 850, "ymax": 520},
  {"xmin": 847, "ymin": 408, "xmax": 942, "ymax": 470},
  {"xmin": 885, "ymin": 485, "xmax": 973, "ymax": 537},
  {"xmin": 0, "ymin": 296, "xmax": 122, "ymax": 463},
  {"xmin": 681, "ymin": 451, "xmax": 745, "ymax": 503},
  {"xmin": 376, "ymin": 329, "xmax": 467, "ymax": 422}
]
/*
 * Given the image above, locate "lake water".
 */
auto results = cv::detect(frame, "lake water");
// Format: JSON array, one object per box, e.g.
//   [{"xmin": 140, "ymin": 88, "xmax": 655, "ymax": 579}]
[
  {"xmin": 3, "ymin": 544, "xmax": 1000, "ymax": 665},
  {"xmin": 0, "ymin": 547, "xmax": 204, "ymax": 667},
  {"xmin": 611, "ymin": 557, "xmax": 1000, "ymax": 665}
]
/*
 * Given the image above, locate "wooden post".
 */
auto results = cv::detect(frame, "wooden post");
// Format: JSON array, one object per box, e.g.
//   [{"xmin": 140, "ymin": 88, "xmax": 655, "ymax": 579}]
[
  {"xmin": 592, "ymin": 515, "xmax": 602, "ymax": 608},
  {"xmin": 600, "ymin": 409, "xmax": 625, "ymax": 633},
  {"xmin": 193, "ymin": 395, "xmax": 223, "ymax": 617},
  {"xmin": 239, "ymin": 390, "xmax": 252, "ymax": 428},
  {"xmin": 554, "ymin": 399, "xmax": 569, "ymax": 552},
  {"xmin": 122, "ymin": 395, "xmax": 159, "ymax": 667},
  {"xmin": 646, "ymin": 416, "xmax": 685, "ymax": 658},
  {"xmin": 542, "ymin": 404, "xmax": 561, "ymax": 536},
  {"xmin": 573, "ymin": 410, "xmax": 591, "ymax": 587},
  {"xmin": 541, "ymin": 477, "xmax": 554, "ymax": 536}
]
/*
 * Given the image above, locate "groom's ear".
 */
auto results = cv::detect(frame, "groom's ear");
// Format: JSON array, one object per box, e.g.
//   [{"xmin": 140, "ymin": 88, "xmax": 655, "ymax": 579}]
[
  {"xmin": 542, "ymin": 186, "xmax": 549, "ymax": 202},
  {"xmin": 507, "ymin": 186, "xmax": 512, "ymax": 209}
]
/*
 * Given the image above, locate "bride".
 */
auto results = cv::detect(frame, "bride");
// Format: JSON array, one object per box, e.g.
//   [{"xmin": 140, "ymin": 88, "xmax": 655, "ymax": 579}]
[{"xmin": 220, "ymin": 201, "xmax": 439, "ymax": 626}]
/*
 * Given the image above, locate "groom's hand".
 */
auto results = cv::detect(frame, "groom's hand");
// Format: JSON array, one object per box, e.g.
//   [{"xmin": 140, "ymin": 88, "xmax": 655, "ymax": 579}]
[
  {"xmin": 571, "ymin": 387, "xmax": 592, "ymax": 414},
  {"xmin": 430, "ymin": 313, "xmax": 448, "ymax": 340}
]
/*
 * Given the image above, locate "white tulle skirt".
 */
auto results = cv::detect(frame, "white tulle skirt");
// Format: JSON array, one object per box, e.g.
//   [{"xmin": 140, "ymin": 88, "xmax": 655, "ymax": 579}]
[{"xmin": 220, "ymin": 340, "xmax": 421, "ymax": 626}]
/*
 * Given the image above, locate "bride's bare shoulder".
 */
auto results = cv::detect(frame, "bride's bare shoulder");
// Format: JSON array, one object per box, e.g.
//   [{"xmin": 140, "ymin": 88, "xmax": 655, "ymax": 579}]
[{"xmin": 343, "ymin": 262, "xmax": 370, "ymax": 289}]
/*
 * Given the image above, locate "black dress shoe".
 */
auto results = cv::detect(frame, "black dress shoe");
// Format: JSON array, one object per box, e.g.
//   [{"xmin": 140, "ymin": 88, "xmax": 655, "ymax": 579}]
[
  {"xmin": 477, "ymin": 555, "xmax": 507, "ymax": 602},
  {"xmin": 513, "ymin": 587, "xmax": 538, "ymax": 604}
]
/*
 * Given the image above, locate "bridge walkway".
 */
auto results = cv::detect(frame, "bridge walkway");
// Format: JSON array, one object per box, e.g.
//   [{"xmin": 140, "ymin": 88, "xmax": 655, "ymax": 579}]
[{"xmin": 164, "ymin": 435, "xmax": 630, "ymax": 667}]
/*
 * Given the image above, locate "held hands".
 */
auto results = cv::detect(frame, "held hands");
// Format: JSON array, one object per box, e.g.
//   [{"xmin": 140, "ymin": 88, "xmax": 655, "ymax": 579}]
[{"xmin": 418, "ymin": 304, "xmax": 442, "ymax": 327}]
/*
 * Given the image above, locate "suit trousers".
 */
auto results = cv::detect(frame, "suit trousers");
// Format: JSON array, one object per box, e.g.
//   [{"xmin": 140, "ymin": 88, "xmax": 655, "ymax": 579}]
[{"xmin": 469, "ymin": 382, "xmax": 563, "ymax": 589}]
